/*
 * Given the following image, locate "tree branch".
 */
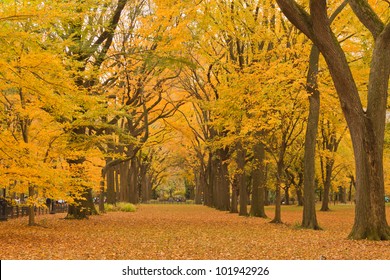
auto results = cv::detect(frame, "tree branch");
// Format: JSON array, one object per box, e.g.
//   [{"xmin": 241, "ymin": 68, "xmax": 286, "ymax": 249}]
[
  {"xmin": 348, "ymin": 0, "xmax": 384, "ymax": 40},
  {"xmin": 275, "ymin": 0, "xmax": 314, "ymax": 40}
]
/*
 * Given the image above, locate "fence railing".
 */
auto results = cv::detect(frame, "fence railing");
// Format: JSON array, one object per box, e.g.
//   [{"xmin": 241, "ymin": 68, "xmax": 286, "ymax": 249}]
[
  {"xmin": 1, "ymin": 204, "xmax": 68, "ymax": 220},
  {"xmin": 145, "ymin": 199, "xmax": 194, "ymax": 205}
]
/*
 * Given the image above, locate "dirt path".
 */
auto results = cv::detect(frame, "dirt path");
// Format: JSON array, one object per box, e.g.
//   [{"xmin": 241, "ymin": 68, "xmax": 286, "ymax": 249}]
[{"xmin": 1, "ymin": 204, "xmax": 390, "ymax": 259}]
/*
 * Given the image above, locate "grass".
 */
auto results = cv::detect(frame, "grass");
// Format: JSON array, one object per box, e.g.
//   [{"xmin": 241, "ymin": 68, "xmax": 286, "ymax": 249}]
[{"xmin": 104, "ymin": 202, "xmax": 136, "ymax": 213}]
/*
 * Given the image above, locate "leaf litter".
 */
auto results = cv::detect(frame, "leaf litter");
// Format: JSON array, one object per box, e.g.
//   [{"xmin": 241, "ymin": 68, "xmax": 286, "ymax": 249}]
[{"xmin": 1, "ymin": 204, "xmax": 390, "ymax": 260}]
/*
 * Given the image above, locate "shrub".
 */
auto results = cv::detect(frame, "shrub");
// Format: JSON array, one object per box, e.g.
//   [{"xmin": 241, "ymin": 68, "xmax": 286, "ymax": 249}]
[
  {"xmin": 104, "ymin": 203, "xmax": 136, "ymax": 213},
  {"xmin": 104, "ymin": 203, "xmax": 117, "ymax": 212},
  {"xmin": 117, "ymin": 202, "xmax": 136, "ymax": 212}
]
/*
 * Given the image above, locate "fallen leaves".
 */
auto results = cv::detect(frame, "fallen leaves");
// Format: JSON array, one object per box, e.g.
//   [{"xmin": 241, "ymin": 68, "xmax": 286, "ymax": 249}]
[{"xmin": 1, "ymin": 204, "xmax": 390, "ymax": 260}]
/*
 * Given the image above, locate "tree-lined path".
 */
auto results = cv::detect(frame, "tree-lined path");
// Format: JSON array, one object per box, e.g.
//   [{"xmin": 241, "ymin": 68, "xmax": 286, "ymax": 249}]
[
  {"xmin": 1, "ymin": 204, "xmax": 390, "ymax": 260},
  {"xmin": 1, "ymin": 0, "xmax": 389, "ymax": 251}
]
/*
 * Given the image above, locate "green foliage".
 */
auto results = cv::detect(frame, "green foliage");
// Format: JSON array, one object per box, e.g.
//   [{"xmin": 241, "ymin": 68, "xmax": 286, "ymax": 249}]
[{"xmin": 104, "ymin": 203, "xmax": 137, "ymax": 213}]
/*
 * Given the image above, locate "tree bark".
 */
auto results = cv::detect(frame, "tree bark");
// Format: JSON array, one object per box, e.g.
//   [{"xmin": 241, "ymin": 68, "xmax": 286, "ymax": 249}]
[
  {"xmin": 230, "ymin": 177, "xmax": 239, "ymax": 213},
  {"xmin": 99, "ymin": 181, "xmax": 105, "ymax": 213},
  {"xmin": 28, "ymin": 185, "xmax": 35, "ymax": 226},
  {"xmin": 204, "ymin": 152, "xmax": 214, "ymax": 207},
  {"xmin": 250, "ymin": 142, "xmax": 267, "ymax": 218},
  {"xmin": 283, "ymin": 186, "xmax": 290, "ymax": 205},
  {"xmin": 276, "ymin": 0, "xmax": 390, "ymax": 239},
  {"xmin": 296, "ymin": 187, "xmax": 303, "ymax": 206},
  {"xmin": 106, "ymin": 159, "xmax": 116, "ymax": 204},
  {"xmin": 320, "ymin": 160, "xmax": 333, "ymax": 211},
  {"xmin": 302, "ymin": 45, "xmax": 321, "ymax": 229},
  {"xmin": 237, "ymin": 141, "xmax": 248, "ymax": 216},
  {"xmin": 271, "ymin": 137, "xmax": 287, "ymax": 224},
  {"xmin": 217, "ymin": 148, "xmax": 230, "ymax": 211},
  {"xmin": 128, "ymin": 156, "xmax": 138, "ymax": 204},
  {"xmin": 194, "ymin": 168, "xmax": 204, "ymax": 204},
  {"xmin": 67, "ymin": 188, "xmax": 97, "ymax": 219},
  {"xmin": 119, "ymin": 161, "xmax": 129, "ymax": 202}
]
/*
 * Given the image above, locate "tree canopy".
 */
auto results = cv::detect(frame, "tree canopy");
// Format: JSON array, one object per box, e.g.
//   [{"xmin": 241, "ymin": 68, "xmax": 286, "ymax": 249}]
[{"xmin": 0, "ymin": 0, "xmax": 389, "ymax": 240}]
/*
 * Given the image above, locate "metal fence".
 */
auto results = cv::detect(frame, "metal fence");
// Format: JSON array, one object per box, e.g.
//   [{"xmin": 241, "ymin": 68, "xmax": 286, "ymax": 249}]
[
  {"xmin": 0, "ymin": 203, "xmax": 68, "ymax": 221},
  {"xmin": 145, "ymin": 199, "xmax": 194, "ymax": 205}
]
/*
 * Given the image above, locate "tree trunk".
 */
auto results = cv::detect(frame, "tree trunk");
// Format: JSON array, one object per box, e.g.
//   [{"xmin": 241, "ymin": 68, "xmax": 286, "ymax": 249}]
[
  {"xmin": 271, "ymin": 159, "xmax": 283, "ymax": 223},
  {"xmin": 99, "ymin": 180, "xmax": 105, "ymax": 213},
  {"xmin": 67, "ymin": 188, "xmax": 97, "ymax": 219},
  {"xmin": 113, "ymin": 167, "xmax": 118, "ymax": 202},
  {"xmin": 211, "ymin": 156, "xmax": 219, "ymax": 208},
  {"xmin": 302, "ymin": 45, "xmax": 320, "ymax": 229},
  {"xmin": 230, "ymin": 177, "xmax": 238, "ymax": 214},
  {"xmin": 250, "ymin": 142, "xmax": 267, "ymax": 218},
  {"xmin": 129, "ymin": 157, "xmax": 139, "ymax": 204},
  {"xmin": 217, "ymin": 148, "xmax": 230, "ymax": 211},
  {"xmin": 119, "ymin": 162, "xmax": 128, "ymax": 202},
  {"xmin": 296, "ymin": 187, "xmax": 303, "ymax": 206},
  {"xmin": 345, "ymin": 25, "xmax": 389, "ymax": 239},
  {"xmin": 271, "ymin": 180, "xmax": 282, "ymax": 223},
  {"xmin": 348, "ymin": 175, "xmax": 355, "ymax": 202},
  {"xmin": 264, "ymin": 188, "xmax": 270, "ymax": 206},
  {"xmin": 28, "ymin": 185, "xmax": 35, "ymax": 226},
  {"xmin": 296, "ymin": 170, "xmax": 304, "ymax": 206},
  {"xmin": 237, "ymin": 141, "xmax": 248, "ymax": 216},
  {"xmin": 194, "ymin": 168, "xmax": 204, "ymax": 204},
  {"xmin": 204, "ymin": 152, "xmax": 214, "ymax": 207},
  {"xmin": 271, "ymin": 140, "xmax": 286, "ymax": 224},
  {"xmin": 320, "ymin": 179, "xmax": 330, "ymax": 211},
  {"xmin": 66, "ymin": 158, "xmax": 97, "ymax": 219},
  {"xmin": 276, "ymin": 0, "xmax": 390, "ymax": 240},
  {"xmin": 283, "ymin": 186, "xmax": 290, "ymax": 205},
  {"xmin": 106, "ymin": 159, "xmax": 116, "ymax": 204},
  {"xmin": 219, "ymin": 160, "xmax": 230, "ymax": 211},
  {"xmin": 349, "ymin": 122, "xmax": 390, "ymax": 239},
  {"xmin": 339, "ymin": 186, "xmax": 346, "ymax": 204},
  {"xmin": 320, "ymin": 160, "xmax": 334, "ymax": 211}
]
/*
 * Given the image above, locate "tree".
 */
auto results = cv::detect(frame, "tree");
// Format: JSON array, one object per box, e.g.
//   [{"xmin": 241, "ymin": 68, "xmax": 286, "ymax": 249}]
[
  {"xmin": 276, "ymin": 0, "xmax": 390, "ymax": 239},
  {"xmin": 301, "ymin": 0, "xmax": 352, "ymax": 228},
  {"xmin": 0, "ymin": 0, "xmax": 89, "ymax": 225},
  {"xmin": 97, "ymin": 0, "xmax": 187, "ymax": 205},
  {"xmin": 317, "ymin": 115, "xmax": 348, "ymax": 211}
]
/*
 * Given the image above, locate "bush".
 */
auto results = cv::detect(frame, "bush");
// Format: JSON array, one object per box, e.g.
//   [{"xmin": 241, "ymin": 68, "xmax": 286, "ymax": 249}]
[
  {"xmin": 104, "ymin": 203, "xmax": 136, "ymax": 213},
  {"xmin": 104, "ymin": 203, "xmax": 117, "ymax": 212},
  {"xmin": 117, "ymin": 202, "xmax": 136, "ymax": 212}
]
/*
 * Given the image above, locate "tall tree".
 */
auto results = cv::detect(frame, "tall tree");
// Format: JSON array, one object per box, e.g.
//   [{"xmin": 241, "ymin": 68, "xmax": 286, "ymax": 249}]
[
  {"xmin": 0, "ymin": 0, "xmax": 86, "ymax": 225},
  {"xmin": 276, "ymin": 0, "xmax": 390, "ymax": 239},
  {"xmin": 301, "ymin": 0, "xmax": 349, "ymax": 229}
]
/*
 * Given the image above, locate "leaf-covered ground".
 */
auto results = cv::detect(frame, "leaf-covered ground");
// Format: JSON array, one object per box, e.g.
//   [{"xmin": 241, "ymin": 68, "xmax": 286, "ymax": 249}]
[{"xmin": 1, "ymin": 204, "xmax": 390, "ymax": 260}]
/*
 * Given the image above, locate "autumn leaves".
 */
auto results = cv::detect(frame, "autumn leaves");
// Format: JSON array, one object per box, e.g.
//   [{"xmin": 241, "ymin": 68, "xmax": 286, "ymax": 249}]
[{"xmin": 0, "ymin": 1, "xmax": 389, "ymax": 240}]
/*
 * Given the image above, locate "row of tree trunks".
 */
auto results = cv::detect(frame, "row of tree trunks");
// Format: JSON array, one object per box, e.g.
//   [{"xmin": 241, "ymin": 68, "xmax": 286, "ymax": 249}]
[
  {"xmin": 202, "ymin": 149, "xmax": 231, "ymax": 210},
  {"xmin": 194, "ymin": 141, "xmax": 270, "ymax": 218},
  {"xmin": 194, "ymin": 169, "xmax": 204, "ymax": 204},
  {"xmin": 105, "ymin": 156, "xmax": 152, "ymax": 205},
  {"xmin": 214, "ymin": 148, "xmax": 230, "ymax": 211}
]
